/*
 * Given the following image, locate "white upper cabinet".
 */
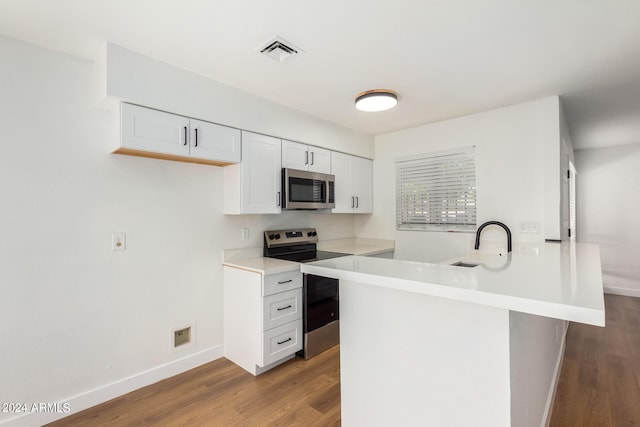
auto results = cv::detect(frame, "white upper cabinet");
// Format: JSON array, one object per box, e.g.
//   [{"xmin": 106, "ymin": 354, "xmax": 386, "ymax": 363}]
[
  {"xmin": 224, "ymin": 131, "xmax": 282, "ymax": 214},
  {"xmin": 331, "ymin": 152, "xmax": 373, "ymax": 214},
  {"xmin": 282, "ymin": 140, "xmax": 331, "ymax": 174},
  {"xmin": 189, "ymin": 119, "xmax": 241, "ymax": 163},
  {"xmin": 121, "ymin": 103, "xmax": 190, "ymax": 157},
  {"xmin": 352, "ymin": 155, "xmax": 373, "ymax": 212},
  {"xmin": 119, "ymin": 103, "xmax": 241, "ymax": 165}
]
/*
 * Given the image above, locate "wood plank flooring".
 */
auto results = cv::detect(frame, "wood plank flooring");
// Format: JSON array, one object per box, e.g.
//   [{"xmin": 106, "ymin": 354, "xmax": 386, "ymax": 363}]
[
  {"xmin": 550, "ymin": 294, "xmax": 640, "ymax": 427},
  {"xmin": 46, "ymin": 346, "xmax": 340, "ymax": 427},
  {"xmin": 47, "ymin": 295, "xmax": 639, "ymax": 427}
]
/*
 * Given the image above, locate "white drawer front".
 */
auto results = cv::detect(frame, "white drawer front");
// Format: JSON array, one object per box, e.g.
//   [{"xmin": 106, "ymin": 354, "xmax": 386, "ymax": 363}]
[
  {"xmin": 263, "ymin": 288, "xmax": 302, "ymax": 330},
  {"xmin": 261, "ymin": 320, "xmax": 302, "ymax": 367},
  {"xmin": 263, "ymin": 270, "xmax": 302, "ymax": 296}
]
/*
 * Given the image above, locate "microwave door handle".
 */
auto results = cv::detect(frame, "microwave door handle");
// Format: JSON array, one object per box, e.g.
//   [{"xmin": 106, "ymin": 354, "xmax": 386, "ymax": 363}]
[{"xmin": 324, "ymin": 178, "xmax": 330, "ymax": 206}]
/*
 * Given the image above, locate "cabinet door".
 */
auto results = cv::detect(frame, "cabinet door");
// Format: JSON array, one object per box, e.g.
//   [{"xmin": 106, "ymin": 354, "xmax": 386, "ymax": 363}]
[
  {"xmin": 190, "ymin": 119, "xmax": 241, "ymax": 163},
  {"xmin": 353, "ymin": 157, "xmax": 373, "ymax": 213},
  {"xmin": 121, "ymin": 103, "xmax": 189, "ymax": 156},
  {"xmin": 308, "ymin": 147, "xmax": 331, "ymax": 174},
  {"xmin": 331, "ymin": 151, "xmax": 354, "ymax": 213},
  {"xmin": 282, "ymin": 140, "xmax": 310, "ymax": 170},
  {"xmin": 242, "ymin": 131, "xmax": 282, "ymax": 214}
]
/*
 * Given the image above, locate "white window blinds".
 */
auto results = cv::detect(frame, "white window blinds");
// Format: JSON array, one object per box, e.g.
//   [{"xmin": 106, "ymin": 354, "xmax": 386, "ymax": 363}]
[{"xmin": 396, "ymin": 146, "xmax": 476, "ymax": 231}]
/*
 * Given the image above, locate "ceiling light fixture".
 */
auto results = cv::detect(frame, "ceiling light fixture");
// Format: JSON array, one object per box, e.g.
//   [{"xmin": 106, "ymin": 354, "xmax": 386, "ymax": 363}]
[{"xmin": 355, "ymin": 89, "xmax": 398, "ymax": 112}]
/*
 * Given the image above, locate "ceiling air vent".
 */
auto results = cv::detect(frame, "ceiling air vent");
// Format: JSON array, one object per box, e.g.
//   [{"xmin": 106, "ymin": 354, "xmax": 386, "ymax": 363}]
[{"xmin": 258, "ymin": 36, "xmax": 304, "ymax": 62}]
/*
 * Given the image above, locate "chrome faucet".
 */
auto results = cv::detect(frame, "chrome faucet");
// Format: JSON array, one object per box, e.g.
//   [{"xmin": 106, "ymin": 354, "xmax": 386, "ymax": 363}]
[{"xmin": 474, "ymin": 221, "xmax": 512, "ymax": 253}]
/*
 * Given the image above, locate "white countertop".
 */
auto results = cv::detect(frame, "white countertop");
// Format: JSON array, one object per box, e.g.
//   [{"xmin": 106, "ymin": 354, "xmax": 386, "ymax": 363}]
[
  {"xmin": 223, "ymin": 237, "xmax": 395, "ymax": 275},
  {"xmin": 223, "ymin": 257, "xmax": 299, "ymax": 275},
  {"xmin": 300, "ymin": 242, "xmax": 605, "ymax": 326},
  {"xmin": 317, "ymin": 237, "xmax": 395, "ymax": 256}
]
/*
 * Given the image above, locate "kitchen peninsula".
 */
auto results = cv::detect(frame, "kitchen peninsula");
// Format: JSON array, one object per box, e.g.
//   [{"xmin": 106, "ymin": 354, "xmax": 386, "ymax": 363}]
[{"xmin": 301, "ymin": 242, "xmax": 605, "ymax": 427}]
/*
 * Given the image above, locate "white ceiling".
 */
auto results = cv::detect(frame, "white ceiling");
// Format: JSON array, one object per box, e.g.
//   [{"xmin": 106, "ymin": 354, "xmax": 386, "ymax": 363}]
[{"xmin": 2, "ymin": 0, "xmax": 640, "ymax": 150}]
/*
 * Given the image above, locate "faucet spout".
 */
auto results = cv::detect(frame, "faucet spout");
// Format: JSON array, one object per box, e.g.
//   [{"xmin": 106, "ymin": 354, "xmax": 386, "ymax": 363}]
[{"xmin": 474, "ymin": 221, "xmax": 512, "ymax": 253}]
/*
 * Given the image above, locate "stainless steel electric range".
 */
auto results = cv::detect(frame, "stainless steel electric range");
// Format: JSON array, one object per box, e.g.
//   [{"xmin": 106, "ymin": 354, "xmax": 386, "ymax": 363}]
[{"xmin": 264, "ymin": 228, "xmax": 348, "ymax": 359}]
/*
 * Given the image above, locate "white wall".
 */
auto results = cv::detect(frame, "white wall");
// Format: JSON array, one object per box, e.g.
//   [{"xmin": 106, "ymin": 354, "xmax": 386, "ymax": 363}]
[
  {"xmin": 0, "ymin": 36, "xmax": 366, "ymax": 426},
  {"xmin": 356, "ymin": 97, "xmax": 560, "ymax": 263},
  {"xmin": 575, "ymin": 143, "xmax": 640, "ymax": 297}
]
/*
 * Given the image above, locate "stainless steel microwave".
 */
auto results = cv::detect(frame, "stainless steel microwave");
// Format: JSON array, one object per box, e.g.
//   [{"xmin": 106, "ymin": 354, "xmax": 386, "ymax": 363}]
[{"xmin": 282, "ymin": 168, "xmax": 335, "ymax": 210}]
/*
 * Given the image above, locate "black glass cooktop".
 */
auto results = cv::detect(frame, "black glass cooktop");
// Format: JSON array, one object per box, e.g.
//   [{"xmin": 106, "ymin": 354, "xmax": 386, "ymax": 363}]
[{"xmin": 302, "ymin": 250, "xmax": 350, "ymax": 263}]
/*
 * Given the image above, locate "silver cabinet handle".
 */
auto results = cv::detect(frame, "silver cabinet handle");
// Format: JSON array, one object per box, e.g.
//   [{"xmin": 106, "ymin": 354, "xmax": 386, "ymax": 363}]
[
  {"xmin": 183, "ymin": 126, "xmax": 188, "ymax": 146},
  {"xmin": 305, "ymin": 151, "xmax": 309, "ymax": 165},
  {"xmin": 351, "ymin": 196, "xmax": 355, "ymax": 208},
  {"xmin": 310, "ymin": 151, "xmax": 314, "ymax": 165},
  {"xmin": 277, "ymin": 305, "xmax": 292, "ymax": 311},
  {"xmin": 356, "ymin": 196, "xmax": 359, "ymax": 208},
  {"xmin": 194, "ymin": 128, "xmax": 198, "ymax": 147},
  {"xmin": 277, "ymin": 279, "xmax": 293, "ymax": 284},
  {"xmin": 276, "ymin": 192, "xmax": 281, "ymax": 207}
]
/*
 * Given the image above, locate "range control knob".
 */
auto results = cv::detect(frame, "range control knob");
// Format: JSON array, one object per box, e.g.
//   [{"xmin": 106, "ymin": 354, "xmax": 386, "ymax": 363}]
[
  {"xmin": 269, "ymin": 234, "xmax": 276, "ymax": 240},
  {"xmin": 311, "ymin": 231, "xmax": 317, "ymax": 236},
  {"xmin": 307, "ymin": 231, "xmax": 313, "ymax": 237},
  {"xmin": 275, "ymin": 233, "xmax": 281, "ymax": 239}
]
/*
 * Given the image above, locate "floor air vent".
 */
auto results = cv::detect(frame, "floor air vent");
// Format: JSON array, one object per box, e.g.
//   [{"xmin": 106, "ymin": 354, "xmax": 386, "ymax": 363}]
[{"xmin": 259, "ymin": 37, "xmax": 303, "ymax": 62}]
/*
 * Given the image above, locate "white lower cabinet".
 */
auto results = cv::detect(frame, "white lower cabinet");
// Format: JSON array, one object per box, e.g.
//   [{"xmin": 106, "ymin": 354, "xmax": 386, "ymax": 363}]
[
  {"xmin": 261, "ymin": 321, "xmax": 302, "ymax": 367},
  {"xmin": 223, "ymin": 266, "xmax": 302, "ymax": 375}
]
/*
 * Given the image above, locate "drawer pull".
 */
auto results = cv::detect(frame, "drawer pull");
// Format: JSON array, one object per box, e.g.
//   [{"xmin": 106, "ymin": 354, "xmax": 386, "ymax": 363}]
[
  {"xmin": 277, "ymin": 305, "xmax": 292, "ymax": 311},
  {"xmin": 277, "ymin": 279, "xmax": 293, "ymax": 284},
  {"xmin": 277, "ymin": 337, "xmax": 292, "ymax": 345}
]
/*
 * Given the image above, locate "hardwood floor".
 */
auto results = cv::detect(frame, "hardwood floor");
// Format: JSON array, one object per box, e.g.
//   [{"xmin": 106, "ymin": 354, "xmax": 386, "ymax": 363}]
[
  {"xmin": 550, "ymin": 294, "xmax": 640, "ymax": 427},
  {"xmin": 46, "ymin": 346, "xmax": 340, "ymax": 427},
  {"xmin": 47, "ymin": 295, "xmax": 639, "ymax": 427}
]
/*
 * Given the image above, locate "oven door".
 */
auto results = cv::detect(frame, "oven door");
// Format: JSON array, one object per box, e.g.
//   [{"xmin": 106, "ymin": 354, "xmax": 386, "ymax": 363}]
[
  {"xmin": 303, "ymin": 274, "xmax": 339, "ymax": 332},
  {"xmin": 282, "ymin": 168, "xmax": 335, "ymax": 209}
]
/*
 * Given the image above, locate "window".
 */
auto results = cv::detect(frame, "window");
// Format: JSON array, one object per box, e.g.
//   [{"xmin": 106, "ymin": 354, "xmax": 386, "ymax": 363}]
[{"xmin": 396, "ymin": 146, "xmax": 476, "ymax": 231}]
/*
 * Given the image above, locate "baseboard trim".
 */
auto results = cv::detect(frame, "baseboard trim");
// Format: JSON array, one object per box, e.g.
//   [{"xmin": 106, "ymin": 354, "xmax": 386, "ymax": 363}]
[
  {"xmin": 542, "ymin": 321, "xmax": 568, "ymax": 427},
  {"xmin": 2, "ymin": 345, "xmax": 224, "ymax": 427},
  {"xmin": 604, "ymin": 286, "xmax": 640, "ymax": 298}
]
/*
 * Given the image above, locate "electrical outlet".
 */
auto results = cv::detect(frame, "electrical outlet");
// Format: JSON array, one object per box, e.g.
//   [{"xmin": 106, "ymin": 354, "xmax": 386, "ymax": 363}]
[
  {"xmin": 112, "ymin": 233, "xmax": 126, "ymax": 251},
  {"xmin": 241, "ymin": 228, "xmax": 250, "ymax": 240},
  {"xmin": 519, "ymin": 222, "xmax": 539, "ymax": 234}
]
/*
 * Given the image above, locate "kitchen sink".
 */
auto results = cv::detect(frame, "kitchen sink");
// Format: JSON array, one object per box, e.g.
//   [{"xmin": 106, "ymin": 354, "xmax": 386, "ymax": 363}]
[{"xmin": 450, "ymin": 261, "xmax": 480, "ymax": 268}]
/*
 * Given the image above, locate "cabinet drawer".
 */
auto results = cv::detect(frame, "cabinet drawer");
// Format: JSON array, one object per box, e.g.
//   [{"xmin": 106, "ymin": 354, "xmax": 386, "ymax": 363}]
[
  {"xmin": 263, "ymin": 270, "xmax": 302, "ymax": 296},
  {"xmin": 263, "ymin": 288, "xmax": 302, "ymax": 330},
  {"xmin": 261, "ymin": 320, "xmax": 302, "ymax": 367}
]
